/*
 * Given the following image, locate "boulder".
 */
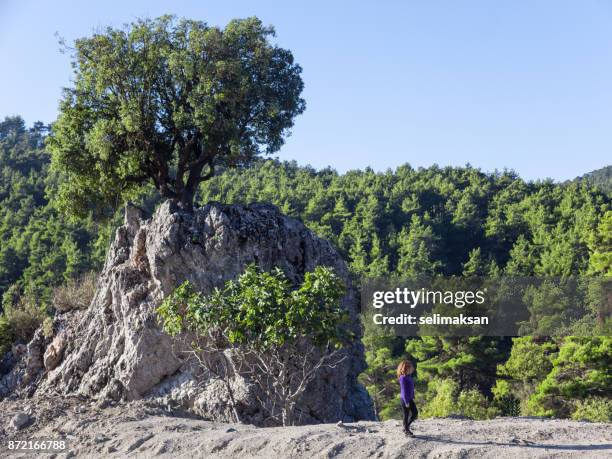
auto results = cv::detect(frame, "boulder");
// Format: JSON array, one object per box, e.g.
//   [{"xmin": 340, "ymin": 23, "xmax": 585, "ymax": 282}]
[
  {"xmin": 0, "ymin": 310, "xmax": 80, "ymax": 398},
  {"xmin": 35, "ymin": 201, "xmax": 374, "ymax": 425},
  {"xmin": 22, "ymin": 328, "xmax": 45, "ymax": 386},
  {"xmin": 43, "ymin": 332, "xmax": 67, "ymax": 371},
  {"xmin": 11, "ymin": 412, "xmax": 31, "ymax": 429}
]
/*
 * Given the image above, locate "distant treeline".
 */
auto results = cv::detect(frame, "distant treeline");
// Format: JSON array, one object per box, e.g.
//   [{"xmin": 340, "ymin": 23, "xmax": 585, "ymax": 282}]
[{"xmin": 570, "ymin": 165, "xmax": 612, "ymax": 194}]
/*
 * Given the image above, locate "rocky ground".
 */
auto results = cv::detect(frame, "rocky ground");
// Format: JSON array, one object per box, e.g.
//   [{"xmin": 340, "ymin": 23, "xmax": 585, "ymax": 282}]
[{"xmin": 1, "ymin": 396, "xmax": 610, "ymax": 458}]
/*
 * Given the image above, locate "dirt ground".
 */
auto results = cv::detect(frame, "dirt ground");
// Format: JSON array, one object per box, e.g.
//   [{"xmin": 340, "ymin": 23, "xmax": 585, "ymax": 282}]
[{"xmin": 1, "ymin": 395, "xmax": 610, "ymax": 458}]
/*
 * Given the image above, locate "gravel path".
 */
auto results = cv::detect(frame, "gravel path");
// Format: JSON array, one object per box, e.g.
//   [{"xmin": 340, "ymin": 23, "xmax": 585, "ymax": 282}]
[{"xmin": 1, "ymin": 396, "xmax": 610, "ymax": 458}]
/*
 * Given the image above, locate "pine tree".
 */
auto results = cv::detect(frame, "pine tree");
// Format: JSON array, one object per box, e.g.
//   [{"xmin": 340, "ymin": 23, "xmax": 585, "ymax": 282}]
[
  {"xmin": 588, "ymin": 211, "xmax": 611, "ymax": 276},
  {"xmin": 462, "ymin": 247, "xmax": 487, "ymax": 276},
  {"xmin": 396, "ymin": 215, "xmax": 440, "ymax": 276}
]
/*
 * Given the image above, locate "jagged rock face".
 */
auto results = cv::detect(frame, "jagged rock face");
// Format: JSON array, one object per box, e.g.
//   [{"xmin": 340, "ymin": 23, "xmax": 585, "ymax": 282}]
[{"xmin": 34, "ymin": 201, "xmax": 374, "ymax": 425}]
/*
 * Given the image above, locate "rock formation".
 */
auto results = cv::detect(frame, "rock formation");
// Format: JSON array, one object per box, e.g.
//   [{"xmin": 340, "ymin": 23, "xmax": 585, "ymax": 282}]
[{"xmin": 2, "ymin": 201, "xmax": 374, "ymax": 425}]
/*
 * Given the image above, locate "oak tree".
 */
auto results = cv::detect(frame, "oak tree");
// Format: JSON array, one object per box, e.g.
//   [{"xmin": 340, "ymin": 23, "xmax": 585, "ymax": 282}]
[{"xmin": 48, "ymin": 16, "xmax": 305, "ymax": 215}]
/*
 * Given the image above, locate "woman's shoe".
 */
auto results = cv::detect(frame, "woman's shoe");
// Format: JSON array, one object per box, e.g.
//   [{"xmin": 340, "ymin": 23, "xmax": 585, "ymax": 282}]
[{"xmin": 404, "ymin": 429, "xmax": 414, "ymax": 437}]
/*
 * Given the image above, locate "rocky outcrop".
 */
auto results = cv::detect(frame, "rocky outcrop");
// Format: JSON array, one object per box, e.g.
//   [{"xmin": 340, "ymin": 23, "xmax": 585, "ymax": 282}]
[
  {"xmin": 16, "ymin": 201, "xmax": 373, "ymax": 425},
  {"xmin": 43, "ymin": 332, "xmax": 67, "ymax": 372}
]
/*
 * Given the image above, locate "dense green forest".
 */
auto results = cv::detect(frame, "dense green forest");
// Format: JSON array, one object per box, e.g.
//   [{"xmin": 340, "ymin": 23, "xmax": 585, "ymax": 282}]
[
  {"xmin": 0, "ymin": 117, "xmax": 112, "ymax": 300},
  {"xmin": 1, "ymin": 116, "xmax": 610, "ymax": 422}
]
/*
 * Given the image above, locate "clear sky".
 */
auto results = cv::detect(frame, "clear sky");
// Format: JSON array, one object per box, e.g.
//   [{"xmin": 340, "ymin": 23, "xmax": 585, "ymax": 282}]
[{"xmin": 1, "ymin": 1, "xmax": 611, "ymax": 181}]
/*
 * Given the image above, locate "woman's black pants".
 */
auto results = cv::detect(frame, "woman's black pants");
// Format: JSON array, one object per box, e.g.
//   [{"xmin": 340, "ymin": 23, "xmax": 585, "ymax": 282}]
[{"xmin": 401, "ymin": 400, "xmax": 418, "ymax": 432}]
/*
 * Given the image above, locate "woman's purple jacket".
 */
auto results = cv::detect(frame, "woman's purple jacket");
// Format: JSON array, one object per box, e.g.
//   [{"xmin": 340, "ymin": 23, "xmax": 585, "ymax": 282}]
[{"xmin": 399, "ymin": 374, "xmax": 414, "ymax": 404}]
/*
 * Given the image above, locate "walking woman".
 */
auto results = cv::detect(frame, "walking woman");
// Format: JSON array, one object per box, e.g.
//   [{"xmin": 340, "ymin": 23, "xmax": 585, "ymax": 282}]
[{"xmin": 397, "ymin": 359, "xmax": 418, "ymax": 436}]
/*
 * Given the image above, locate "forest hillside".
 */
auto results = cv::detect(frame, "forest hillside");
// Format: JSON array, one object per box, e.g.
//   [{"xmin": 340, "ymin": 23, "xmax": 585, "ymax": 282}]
[
  {"xmin": 570, "ymin": 165, "xmax": 612, "ymax": 193},
  {"xmin": 1, "ymin": 116, "xmax": 610, "ymax": 423}
]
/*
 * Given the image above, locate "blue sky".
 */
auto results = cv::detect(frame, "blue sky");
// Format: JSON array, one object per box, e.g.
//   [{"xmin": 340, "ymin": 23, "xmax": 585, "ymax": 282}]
[{"xmin": 1, "ymin": 1, "xmax": 611, "ymax": 181}]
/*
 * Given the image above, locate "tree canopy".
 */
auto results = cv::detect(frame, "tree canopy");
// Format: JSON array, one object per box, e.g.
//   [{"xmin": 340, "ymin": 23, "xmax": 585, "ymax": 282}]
[
  {"xmin": 48, "ymin": 15, "xmax": 305, "ymax": 215},
  {"xmin": 157, "ymin": 265, "xmax": 350, "ymax": 349}
]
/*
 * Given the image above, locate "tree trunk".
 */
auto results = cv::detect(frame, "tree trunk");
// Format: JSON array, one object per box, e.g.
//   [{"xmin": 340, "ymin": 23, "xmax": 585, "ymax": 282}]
[
  {"xmin": 223, "ymin": 353, "xmax": 242, "ymax": 423},
  {"xmin": 177, "ymin": 191, "xmax": 194, "ymax": 212}
]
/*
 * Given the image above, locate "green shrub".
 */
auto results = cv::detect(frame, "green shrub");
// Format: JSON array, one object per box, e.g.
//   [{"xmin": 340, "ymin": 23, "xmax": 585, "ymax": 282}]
[
  {"xmin": 378, "ymin": 401, "xmax": 402, "ymax": 421},
  {"xmin": 0, "ymin": 272, "xmax": 97, "ymax": 357},
  {"xmin": 491, "ymin": 379, "xmax": 520, "ymax": 416},
  {"xmin": 455, "ymin": 388, "xmax": 500, "ymax": 419},
  {"xmin": 0, "ymin": 287, "xmax": 49, "ymax": 356},
  {"xmin": 3, "ymin": 296, "xmax": 46, "ymax": 345},
  {"xmin": 42, "ymin": 316, "xmax": 55, "ymax": 339},
  {"xmin": 571, "ymin": 397, "xmax": 612, "ymax": 422},
  {"xmin": 420, "ymin": 378, "xmax": 499, "ymax": 419},
  {"xmin": 158, "ymin": 264, "xmax": 350, "ymax": 348},
  {"xmin": 157, "ymin": 264, "xmax": 350, "ymax": 426},
  {"xmin": 0, "ymin": 315, "xmax": 13, "ymax": 356},
  {"xmin": 421, "ymin": 378, "xmax": 457, "ymax": 418}
]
